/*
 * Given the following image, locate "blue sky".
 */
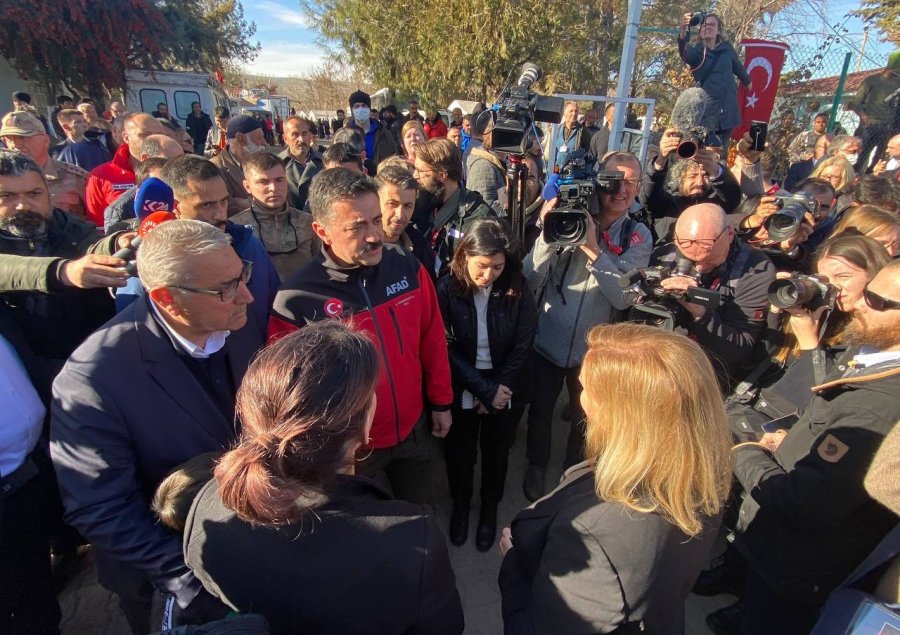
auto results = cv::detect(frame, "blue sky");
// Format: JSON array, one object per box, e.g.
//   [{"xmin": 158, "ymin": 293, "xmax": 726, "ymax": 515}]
[
  {"xmin": 241, "ymin": 0, "xmax": 895, "ymax": 78},
  {"xmin": 242, "ymin": 0, "xmax": 325, "ymax": 76}
]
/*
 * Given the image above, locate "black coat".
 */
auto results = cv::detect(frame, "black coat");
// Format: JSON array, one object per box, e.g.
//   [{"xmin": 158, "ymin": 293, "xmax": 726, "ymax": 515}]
[
  {"xmin": 733, "ymin": 355, "xmax": 900, "ymax": 608},
  {"xmin": 436, "ymin": 273, "xmax": 537, "ymax": 409},
  {"xmin": 50, "ymin": 296, "xmax": 263, "ymax": 598},
  {"xmin": 185, "ymin": 475, "xmax": 464, "ymax": 635},
  {"xmin": 499, "ymin": 462, "xmax": 721, "ymax": 634},
  {"xmin": 279, "ymin": 147, "xmax": 323, "ymax": 211}
]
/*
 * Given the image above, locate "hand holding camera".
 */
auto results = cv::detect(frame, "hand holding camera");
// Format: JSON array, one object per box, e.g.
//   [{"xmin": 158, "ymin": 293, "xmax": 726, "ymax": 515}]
[
  {"xmin": 659, "ymin": 275, "xmax": 706, "ymax": 319},
  {"xmin": 656, "ymin": 128, "xmax": 683, "ymax": 168}
]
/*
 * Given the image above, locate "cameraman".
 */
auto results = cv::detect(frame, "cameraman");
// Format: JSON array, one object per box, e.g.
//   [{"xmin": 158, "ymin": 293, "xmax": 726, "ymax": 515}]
[
  {"xmin": 652, "ymin": 203, "xmax": 775, "ymax": 387},
  {"xmin": 639, "ymin": 128, "xmax": 741, "ymax": 242},
  {"xmin": 522, "ymin": 152, "xmax": 652, "ymax": 501}
]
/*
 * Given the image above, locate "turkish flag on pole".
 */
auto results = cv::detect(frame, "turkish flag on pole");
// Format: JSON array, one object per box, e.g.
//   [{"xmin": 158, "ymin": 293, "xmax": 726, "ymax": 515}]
[{"xmin": 732, "ymin": 39, "xmax": 790, "ymax": 142}]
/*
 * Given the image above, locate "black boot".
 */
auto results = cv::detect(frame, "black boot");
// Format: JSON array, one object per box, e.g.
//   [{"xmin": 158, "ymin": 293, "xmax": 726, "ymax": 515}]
[
  {"xmin": 475, "ymin": 503, "xmax": 498, "ymax": 552},
  {"xmin": 693, "ymin": 548, "xmax": 747, "ymax": 597},
  {"xmin": 523, "ymin": 464, "xmax": 546, "ymax": 502},
  {"xmin": 705, "ymin": 600, "xmax": 742, "ymax": 635},
  {"xmin": 449, "ymin": 501, "xmax": 469, "ymax": 547}
]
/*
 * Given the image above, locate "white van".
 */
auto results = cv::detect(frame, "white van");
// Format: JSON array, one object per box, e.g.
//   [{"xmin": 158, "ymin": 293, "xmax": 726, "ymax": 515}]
[{"xmin": 124, "ymin": 70, "xmax": 231, "ymax": 124}]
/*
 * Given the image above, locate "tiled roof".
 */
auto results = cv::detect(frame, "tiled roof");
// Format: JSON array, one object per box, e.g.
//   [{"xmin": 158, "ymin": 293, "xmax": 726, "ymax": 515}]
[{"xmin": 779, "ymin": 68, "xmax": 883, "ymax": 98}]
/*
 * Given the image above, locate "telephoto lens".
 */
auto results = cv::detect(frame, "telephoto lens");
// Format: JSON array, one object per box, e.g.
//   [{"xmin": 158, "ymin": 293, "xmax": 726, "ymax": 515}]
[
  {"xmin": 543, "ymin": 210, "xmax": 590, "ymax": 246},
  {"xmin": 767, "ymin": 275, "xmax": 836, "ymax": 310}
]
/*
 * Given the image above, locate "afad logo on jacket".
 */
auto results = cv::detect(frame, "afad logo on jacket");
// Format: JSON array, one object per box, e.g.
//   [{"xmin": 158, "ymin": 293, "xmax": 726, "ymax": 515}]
[
  {"xmin": 386, "ymin": 276, "xmax": 410, "ymax": 297},
  {"xmin": 324, "ymin": 298, "xmax": 344, "ymax": 318}
]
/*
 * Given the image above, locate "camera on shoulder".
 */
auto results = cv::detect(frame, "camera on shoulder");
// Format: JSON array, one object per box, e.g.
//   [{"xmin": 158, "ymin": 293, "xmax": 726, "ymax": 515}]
[{"xmin": 543, "ymin": 152, "xmax": 625, "ymax": 246}]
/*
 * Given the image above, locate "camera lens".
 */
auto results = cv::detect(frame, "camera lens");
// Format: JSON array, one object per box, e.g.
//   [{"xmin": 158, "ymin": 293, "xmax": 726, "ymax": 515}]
[
  {"xmin": 544, "ymin": 210, "xmax": 588, "ymax": 246},
  {"xmin": 768, "ymin": 278, "xmax": 817, "ymax": 309}
]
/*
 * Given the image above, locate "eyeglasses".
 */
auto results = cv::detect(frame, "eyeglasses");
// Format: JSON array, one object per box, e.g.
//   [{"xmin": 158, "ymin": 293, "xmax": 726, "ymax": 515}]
[
  {"xmin": 673, "ymin": 226, "xmax": 728, "ymax": 250},
  {"xmin": 863, "ymin": 287, "xmax": 900, "ymax": 312},
  {"xmin": 412, "ymin": 166, "xmax": 435, "ymax": 176},
  {"xmin": 171, "ymin": 260, "xmax": 253, "ymax": 302}
]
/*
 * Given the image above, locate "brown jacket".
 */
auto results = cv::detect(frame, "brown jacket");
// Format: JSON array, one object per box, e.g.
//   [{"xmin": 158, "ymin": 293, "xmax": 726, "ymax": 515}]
[
  {"xmin": 210, "ymin": 146, "xmax": 251, "ymax": 216},
  {"xmin": 230, "ymin": 203, "xmax": 318, "ymax": 281}
]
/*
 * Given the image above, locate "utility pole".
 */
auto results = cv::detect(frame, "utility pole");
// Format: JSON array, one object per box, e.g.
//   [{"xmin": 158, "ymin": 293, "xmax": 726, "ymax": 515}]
[{"xmin": 609, "ymin": 0, "xmax": 643, "ymax": 151}]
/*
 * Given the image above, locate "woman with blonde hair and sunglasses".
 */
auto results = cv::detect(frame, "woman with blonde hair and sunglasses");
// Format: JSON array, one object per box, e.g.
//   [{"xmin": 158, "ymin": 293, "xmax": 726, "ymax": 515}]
[{"xmin": 499, "ymin": 323, "xmax": 732, "ymax": 634}]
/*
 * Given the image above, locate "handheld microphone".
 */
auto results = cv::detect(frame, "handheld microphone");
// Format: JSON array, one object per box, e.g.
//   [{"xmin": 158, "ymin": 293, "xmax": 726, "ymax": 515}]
[
  {"xmin": 112, "ymin": 211, "xmax": 177, "ymax": 274},
  {"xmin": 133, "ymin": 177, "xmax": 175, "ymax": 221}
]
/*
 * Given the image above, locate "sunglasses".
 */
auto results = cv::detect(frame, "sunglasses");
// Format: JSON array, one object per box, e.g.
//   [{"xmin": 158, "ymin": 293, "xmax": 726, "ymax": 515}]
[{"xmin": 863, "ymin": 287, "xmax": 900, "ymax": 312}]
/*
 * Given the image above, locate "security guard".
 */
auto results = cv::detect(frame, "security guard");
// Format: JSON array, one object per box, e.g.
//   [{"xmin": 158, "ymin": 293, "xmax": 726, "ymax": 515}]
[
  {"xmin": 726, "ymin": 259, "xmax": 900, "ymax": 633},
  {"xmin": 0, "ymin": 111, "xmax": 89, "ymax": 220}
]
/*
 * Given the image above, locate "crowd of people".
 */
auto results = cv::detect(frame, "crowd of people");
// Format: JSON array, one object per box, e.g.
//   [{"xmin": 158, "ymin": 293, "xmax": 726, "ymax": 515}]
[{"xmin": 1, "ymin": 25, "xmax": 899, "ymax": 635}]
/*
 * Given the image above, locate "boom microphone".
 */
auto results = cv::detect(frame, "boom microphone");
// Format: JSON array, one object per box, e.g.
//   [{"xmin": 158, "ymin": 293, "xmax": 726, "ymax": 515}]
[
  {"xmin": 112, "ymin": 211, "xmax": 177, "ymax": 274},
  {"xmin": 133, "ymin": 177, "xmax": 175, "ymax": 221},
  {"xmin": 670, "ymin": 87, "xmax": 709, "ymax": 132}
]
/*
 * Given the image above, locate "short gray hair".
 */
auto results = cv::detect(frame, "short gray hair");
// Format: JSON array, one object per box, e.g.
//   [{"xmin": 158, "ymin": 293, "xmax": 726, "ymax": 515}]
[
  {"xmin": 831, "ymin": 134, "xmax": 861, "ymax": 153},
  {"xmin": 309, "ymin": 167, "xmax": 379, "ymax": 225},
  {"xmin": 137, "ymin": 219, "xmax": 232, "ymax": 290}
]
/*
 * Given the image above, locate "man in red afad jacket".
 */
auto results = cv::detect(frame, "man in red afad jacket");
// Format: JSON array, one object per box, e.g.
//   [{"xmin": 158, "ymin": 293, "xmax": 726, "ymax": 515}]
[
  {"xmin": 84, "ymin": 113, "xmax": 165, "ymax": 226},
  {"xmin": 270, "ymin": 168, "xmax": 453, "ymax": 504}
]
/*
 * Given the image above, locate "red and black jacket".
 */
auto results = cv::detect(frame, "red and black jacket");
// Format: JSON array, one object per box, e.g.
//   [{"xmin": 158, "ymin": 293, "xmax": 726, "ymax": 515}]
[{"xmin": 270, "ymin": 245, "xmax": 453, "ymax": 449}]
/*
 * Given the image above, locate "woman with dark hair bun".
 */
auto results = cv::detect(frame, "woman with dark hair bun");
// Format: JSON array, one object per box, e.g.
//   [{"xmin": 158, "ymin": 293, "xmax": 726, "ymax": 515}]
[
  {"xmin": 437, "ymin": 218, "xmax": 537, "ymax": 551},
  {"xmin": 183, "ymin": 321, "xmax": 464, "ymax": 635}
]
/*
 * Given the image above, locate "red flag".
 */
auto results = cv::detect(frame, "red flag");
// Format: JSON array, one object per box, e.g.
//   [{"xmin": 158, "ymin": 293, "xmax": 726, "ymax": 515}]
[
  {"xmin": 215, "ymin": 69, "xmax": 224, "ymax": 84},
  {"xmin": 732, "ymin": 39, "xmax": 790, "ymax": 142}
]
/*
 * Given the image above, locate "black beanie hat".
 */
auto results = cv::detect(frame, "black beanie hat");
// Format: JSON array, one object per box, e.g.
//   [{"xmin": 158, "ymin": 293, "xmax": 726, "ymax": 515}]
[{"xmin": 348, "ymin": 90, "xmax": 371, "ymax": 109}]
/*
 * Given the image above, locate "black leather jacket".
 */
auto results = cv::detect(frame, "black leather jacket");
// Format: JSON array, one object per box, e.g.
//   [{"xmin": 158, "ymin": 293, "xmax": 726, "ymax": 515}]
[{"xmin": 436, "ymin": 272, "xmax": 537, "ymax": 409}]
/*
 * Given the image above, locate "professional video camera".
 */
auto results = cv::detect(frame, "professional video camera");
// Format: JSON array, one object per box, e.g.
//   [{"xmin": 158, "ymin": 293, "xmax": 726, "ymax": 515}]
[
  {"xmin": 491, "ymin": 63, "xmax": 564, "ymax": 154},
  {"xmin": 768, "ymin": 274, "xmax": 836, "ymax": 311},
  {"xmin": 763, "ymin": 192, "xmax": 821, "ymax": 242},
  {"xmin": 543, "ymin": 153, "xmax": 625, "ymax": 246},
  {"xmin": 619, "ymin": 256, "xmax": 722, "ymax": 329}
]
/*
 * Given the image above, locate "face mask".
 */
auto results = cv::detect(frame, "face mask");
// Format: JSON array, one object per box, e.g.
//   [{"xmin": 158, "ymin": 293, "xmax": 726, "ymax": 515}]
[
  {"xmin": 844, "ymin": 153, "xmax": 859, "ymax": 164},
  {"xmin": 353, "ymin": 107, "xmax": 370, "ymax": 123}
]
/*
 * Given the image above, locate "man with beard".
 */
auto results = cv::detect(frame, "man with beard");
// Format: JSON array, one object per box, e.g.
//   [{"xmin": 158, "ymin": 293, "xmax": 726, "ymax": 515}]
[
  {"xmin": 0, "ymin": 151, "xmax": 130, "ymax": 377},
  {"xmin": 269, "ymin": 168, "xmax": 452, "ymax": 504},
  {"xmin": 231, "ymin": 151, "xmax": 317, "ymax": 281},
  {"xmin": 156, "ymin": 155, "xmax": 278, "ymax": 338},
  {"xmin": 639, "ymin": 127, "xmax": 742, "ymax": 242},
  {"xmin": 716, "ymin": 259, "xmax": 900, "ymax": 634},
  {"xmin": 278, "ymin": 116, "xmax": 323, "ymax": 211},
  {"xmin": 375, "ymin": 163, "xmax": 435, "ymax": 276},
  {"xmin": 414, "ymin": 138, "xmax": 494, "ymax": 276},
  {"xmin": 210, "ymin": 115, "xmax": 268, "ymax": 216}
]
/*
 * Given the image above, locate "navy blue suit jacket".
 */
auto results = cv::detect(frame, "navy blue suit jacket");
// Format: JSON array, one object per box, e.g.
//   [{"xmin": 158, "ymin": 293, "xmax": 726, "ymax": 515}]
[{"xmin": 50, "ymin": 296, "xmax": 262, "ymax": 597}]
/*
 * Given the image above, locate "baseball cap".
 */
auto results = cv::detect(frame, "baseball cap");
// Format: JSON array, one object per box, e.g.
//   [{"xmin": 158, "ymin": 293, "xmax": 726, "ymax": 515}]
[
  {"xmin": 0, "ymin": 111, "xmax": 46, "ymax": 137},
  {"xmin": 225, "ymin": 114, "xmax": 263, "ymax": 140}
]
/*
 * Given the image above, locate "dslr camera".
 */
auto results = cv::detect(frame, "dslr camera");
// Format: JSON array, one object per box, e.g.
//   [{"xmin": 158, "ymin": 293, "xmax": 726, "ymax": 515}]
[
  {"xmin": 763, "ymin": 192, "xmax": 820, "ymax": 242},
  {"xmin": 619, "ymin": 256, "xmax": 722, "ymax": 329},
  {"xmin": 768, "ymin": 274, "xmax": 836, "ymax": 311},
  {"xmin": 688, "ymin": 11, "xmax": 707, "ymax": 26},
  {"xmin": 543, "ymin": 153, "xmax": 624, "ymax": 246}
]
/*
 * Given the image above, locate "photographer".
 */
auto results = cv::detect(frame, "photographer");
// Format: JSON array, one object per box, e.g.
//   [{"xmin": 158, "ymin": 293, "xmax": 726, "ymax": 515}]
[
  {"xmin": 639, "ymin": 128, "xmax": 742, "ymax": 242},
  {"xmin": 677, "ymin": 12, "xmax": 752, "ymax": 156},
  {"xmin": 522, "ymin": 152, "xmax": 652, "ymax": 501},
  {"xmin": 650, "ymin": 203, "xmax": 775, "ymax": 387},
  {"xmin": 724, "ymin": 232, "xmax": 890, "ymax": 442},
  {"xmin": 735, "ymin": 189, "xmax": 824, "ymax": 271}
]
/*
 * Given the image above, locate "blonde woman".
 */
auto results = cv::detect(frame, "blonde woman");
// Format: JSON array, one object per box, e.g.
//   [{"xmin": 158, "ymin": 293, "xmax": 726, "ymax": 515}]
[
  {"xmin": 499, "ymin": 323, "xmax": 732, "ymax": 634},
  {"xmin": 810, "ymin": 155, "xmax": 856, "ymax": 212},
  {"xmin": 400, "ymin": 119, "xmax": 426, "ymax": 167},
  {"xmin": 834, "ymin": 204, "xmax": 900, "ymax": 256}
]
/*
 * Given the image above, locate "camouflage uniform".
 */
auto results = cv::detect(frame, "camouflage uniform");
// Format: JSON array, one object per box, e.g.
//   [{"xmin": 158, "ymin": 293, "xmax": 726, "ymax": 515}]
[{"xmin": 43, "ymin": 158, "xmax": 88, "ymax": 219}]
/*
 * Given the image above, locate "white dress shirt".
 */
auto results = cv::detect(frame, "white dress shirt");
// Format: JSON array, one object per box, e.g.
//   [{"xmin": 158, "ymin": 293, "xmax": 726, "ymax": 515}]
[{"xmin": 0, "ymin": 335, "xmax": 45, "ymax": 477}]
